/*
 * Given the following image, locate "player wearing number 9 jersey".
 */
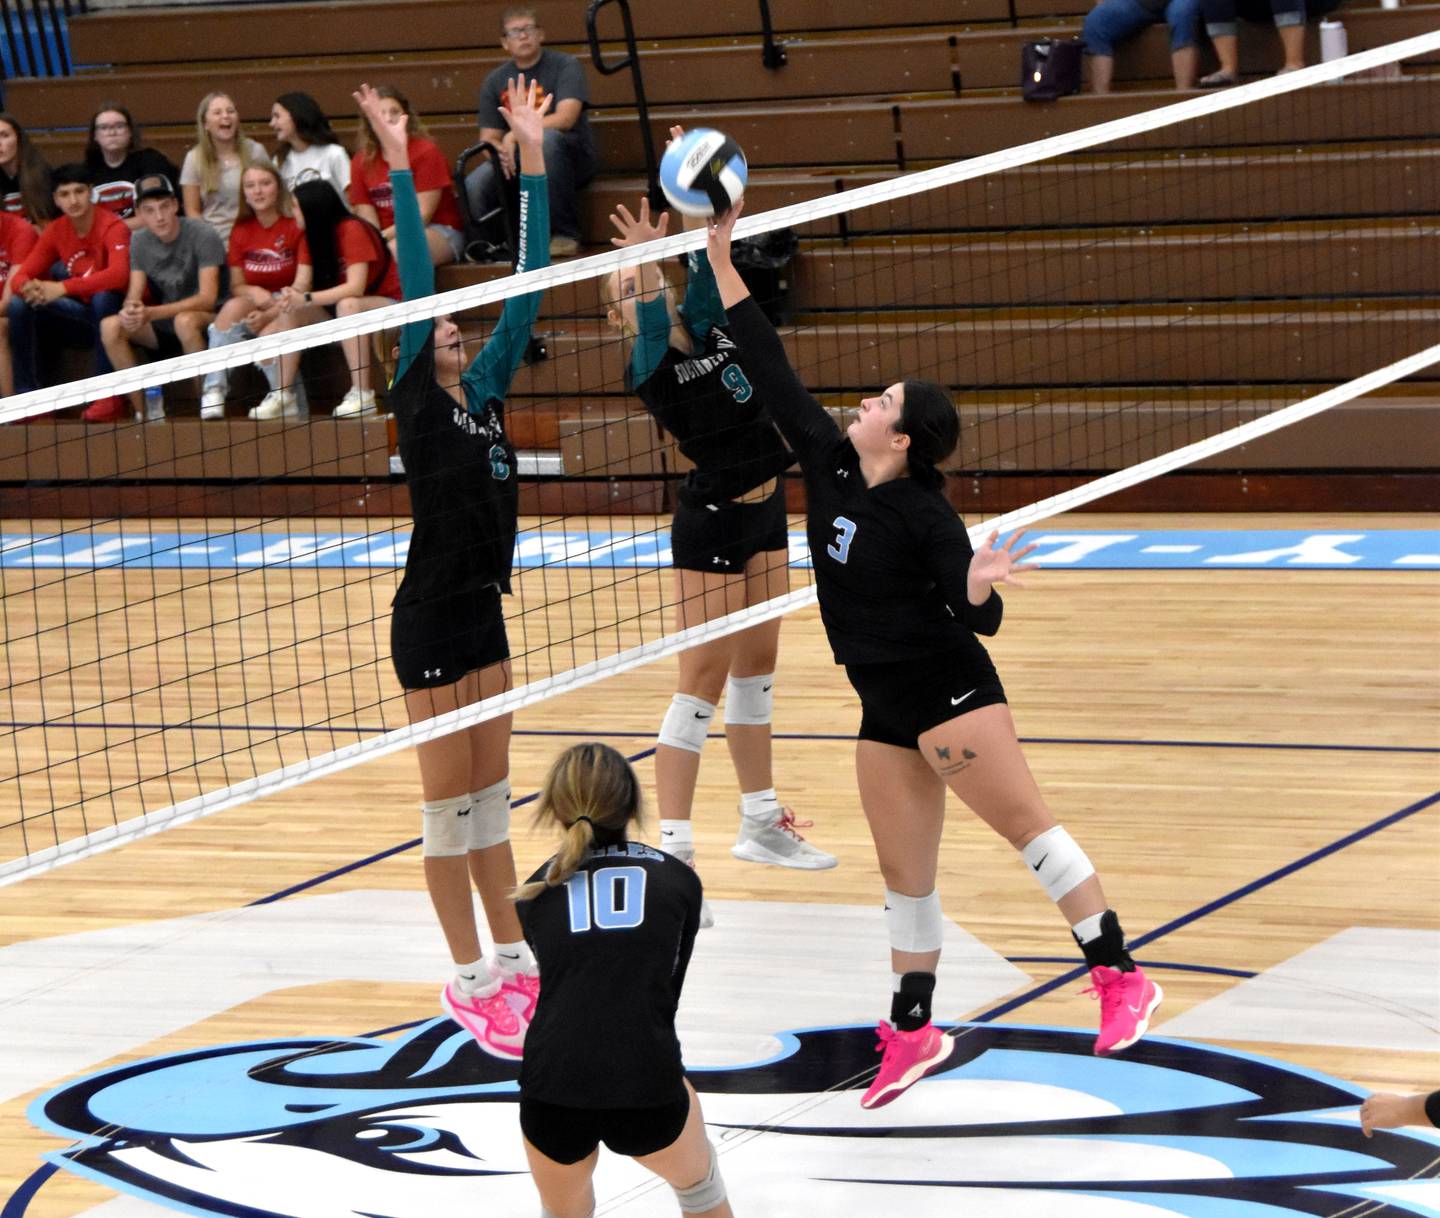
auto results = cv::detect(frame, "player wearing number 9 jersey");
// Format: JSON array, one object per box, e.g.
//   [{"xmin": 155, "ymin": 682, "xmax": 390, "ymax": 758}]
[
  {"xmin": 604, "ymin": 138, "xmax": 835, "ymax": 914},
  {"xmin": 514, "ymin": 743, "xmax": 733, "ymax": 1218},
  {"xmin": 705, "ymin": 201, "xmax": 1160, "ymax": 1112}
]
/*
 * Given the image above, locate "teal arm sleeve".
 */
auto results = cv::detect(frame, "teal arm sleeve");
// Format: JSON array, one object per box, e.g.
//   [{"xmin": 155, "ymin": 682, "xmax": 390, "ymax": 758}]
[
  {"xmin": 392, "ymin": 169, "xmax": 434, "ymax": 382},
  {"xmin": 629, "ymin": 293, "xmax": 673, "ymax": 387},
  {"xmin": 681, "ymin": 250, "xmax": 726, "ymax": 340},
  {"xmin": 463, "ymin": 173, "xmax": 550, "ymax": 410}
]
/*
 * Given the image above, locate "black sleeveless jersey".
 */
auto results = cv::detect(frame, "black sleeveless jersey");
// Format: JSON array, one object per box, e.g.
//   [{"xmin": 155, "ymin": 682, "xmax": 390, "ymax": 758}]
[
  {"xmin": 516, "ymin": 840, "xmax": 702, "ymax": 1107},
  {"xmin": 389, "ymin": 338, "xmax": 519, "ymax": 607}
]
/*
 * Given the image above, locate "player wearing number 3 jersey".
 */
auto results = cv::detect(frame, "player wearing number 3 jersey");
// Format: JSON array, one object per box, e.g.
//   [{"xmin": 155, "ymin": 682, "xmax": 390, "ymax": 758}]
[
  {"xmin": 514, "ymin": 744, "xmax": 733, "ymax": 1218},
  {"xmin": 706, "ymin": 200, "xmax": 1160, "ymax": 1111}
]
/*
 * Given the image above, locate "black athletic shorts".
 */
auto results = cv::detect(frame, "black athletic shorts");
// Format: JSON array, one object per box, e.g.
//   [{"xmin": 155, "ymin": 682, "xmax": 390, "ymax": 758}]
[
  {"xmin": 148, "ymin": 318, "xmax": 184, "ymax": 359},
  {"xmin": 670, "ymin": 480, "xmax": 789, "ymax": 574},
  {"xmin": 846, "ymin": 646, "xmax": 1007, "ymax": 750},
  {"xmin": 390, "ymin": 583, "xmax": 509, "ymax": 690},
  {"xmin": 519, "ymin": 1090, "xmax": 690, "ymax": 1165}
]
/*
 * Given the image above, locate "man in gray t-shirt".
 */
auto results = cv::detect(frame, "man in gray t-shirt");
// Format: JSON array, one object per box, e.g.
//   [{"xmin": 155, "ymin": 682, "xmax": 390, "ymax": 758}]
[
  {"xmin": 466, "ymin": 5, "xmax": 599, "ymax": 256},
  {"xmin": 99, "ymin": 171, "xmax": 224, "ymax": 420}
]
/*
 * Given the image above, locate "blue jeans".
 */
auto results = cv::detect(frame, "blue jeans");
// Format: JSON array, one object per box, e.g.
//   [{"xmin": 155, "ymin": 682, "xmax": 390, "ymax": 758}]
[
  {"xmin": 1084, "ymin": 0, "xmax": 1201, "ymax": 55},
  {"xmin": 465, "ymin": 127, "xmax": 598, "ymax": 243},
  {"xmin": 6, "ymin": 289, "xmax": 125, "ymax": 395},
  {"xmin": 1202, "ymin": 0, "xmax": 1341, "ymax": 38}
]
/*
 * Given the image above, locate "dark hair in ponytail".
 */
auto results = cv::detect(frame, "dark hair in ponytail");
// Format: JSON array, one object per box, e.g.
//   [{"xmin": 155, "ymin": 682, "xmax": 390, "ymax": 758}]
[{"xmin": 896, "ymin": 379, "xmax": 959, "ymax": 491}]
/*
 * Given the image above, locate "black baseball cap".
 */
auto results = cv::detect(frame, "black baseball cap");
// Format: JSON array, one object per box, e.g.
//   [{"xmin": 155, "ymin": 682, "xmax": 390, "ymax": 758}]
[{"xmin": 134, "ymin": 172, "xmax": 177, "ymax": 202}]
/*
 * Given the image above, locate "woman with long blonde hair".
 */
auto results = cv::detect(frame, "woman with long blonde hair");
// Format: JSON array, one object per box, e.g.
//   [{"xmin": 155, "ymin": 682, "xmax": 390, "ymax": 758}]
[
  {"xmin": 179, "ymin": 91, "xmax": 270, "ymax": 241},
  {"xmin": 514, "ymin": 742, "xmax": 732, "ymax": 1218}
]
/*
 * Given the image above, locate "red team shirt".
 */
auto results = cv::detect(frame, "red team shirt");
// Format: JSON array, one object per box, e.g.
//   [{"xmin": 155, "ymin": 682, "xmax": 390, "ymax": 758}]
[
  {"xmin": 11, "ymin": 207, "xmax": 131, "ymax": 300},
  {"xmin": 227, "ymin": 215, "xmax": 308, "ymax": 292},
  {"xmin": 347, "ymin": 138, "xmax": 462, "ymax": 233},
  {"xmin": 0, "ymin": 211, "xmax": 40, "ymax": 288},
  {"xmin": 331, "ymin": 217, "xmax": 401, "ymax": 301}
]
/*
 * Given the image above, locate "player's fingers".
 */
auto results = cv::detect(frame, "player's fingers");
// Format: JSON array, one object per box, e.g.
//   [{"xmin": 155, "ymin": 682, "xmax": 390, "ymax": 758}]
[{"xmin": 1014, "ymin": 542, "xmax": 1040, "ymax": 561}]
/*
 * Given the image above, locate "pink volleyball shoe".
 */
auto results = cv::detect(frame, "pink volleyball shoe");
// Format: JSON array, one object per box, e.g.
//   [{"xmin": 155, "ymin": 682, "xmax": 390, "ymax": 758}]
[
  {"xmin": 441, "ymin": 980, "xmax": 526, "ymax": 1060},
  {"xmin": 860, "ymin": 1021, "xmax": 956, "ymax": 1110},
  {"xmin": 1086, "ymin": 964, "xmax": 1163, "ymax": 1056},
  {"xmin": 500, "ymin": 969, "xmax": 540, "ymax": 1024}
]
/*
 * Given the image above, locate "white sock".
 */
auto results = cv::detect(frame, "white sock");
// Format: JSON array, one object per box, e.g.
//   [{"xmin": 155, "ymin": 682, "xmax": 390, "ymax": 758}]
[
  {"xmin": 740, "ymin": 788, "xmax": 780, "ymax": 822},
  {"xmin": 491, "ymin": 939, "xmax": 535, "ymax": 976},
  {"xmin": 891, "ymin": 972, "xmax": 904, "ymax": 992},
  {"xmin": 659, "ymin": 819, "xmax": 693, "ymax": 851},
  {"xmin": 455, "ymin": 958, "xmax": 499, "ymax": 996},
  {"xmin": 1072, "ymin": 911, "xmax": 1107, "ymax": 944}
]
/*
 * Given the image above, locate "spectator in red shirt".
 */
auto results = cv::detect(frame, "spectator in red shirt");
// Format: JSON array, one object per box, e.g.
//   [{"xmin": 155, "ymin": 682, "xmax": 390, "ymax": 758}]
[
  {"xmin": 0, "ymin": 208, "xmax": 40, "ymax": 397},
  {"xmin": 349, "ymin": 86, "xmax": 463, "ymax": 269},
  {"xmin": 83, "ymin": 102, "xmax": 181, "ymax": 232},
  {"xmin": 254, "ymin": 179, "xmax": 400, "ymax": 419},
  {"xmin": 5, "ymin": 163, "xmax": 130, "ymax": 418},
  {"xmin": 0, "ymin": 112, "xmax": 54, "ymax": 227},
  {"xmin": 200, "ymin": 163, "xmax": 309, "ymax": 419}
]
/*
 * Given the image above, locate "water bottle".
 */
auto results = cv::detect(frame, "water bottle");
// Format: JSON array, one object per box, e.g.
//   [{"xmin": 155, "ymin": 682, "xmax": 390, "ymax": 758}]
[{"xmin": 142, "ymin": 384, "xmax": 165, "ymax": 423}]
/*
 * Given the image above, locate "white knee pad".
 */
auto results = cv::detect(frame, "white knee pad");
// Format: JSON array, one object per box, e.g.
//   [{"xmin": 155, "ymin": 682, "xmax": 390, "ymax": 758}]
[
  {"xmin": 1021, "ymin": 825, "xmax": 1095, "ymax": 902},
  {"xmin": 658, "ymin": 693, "xmax": 716, "ymax": 753},
  {"xmin": 723, "ymin": 673, "xmax": 774, "ymax": 726},
  {"xmin": 674, "ymin": 1144, "xmax": 726, "ymax": 1214},
  {"xmin": 421, "ymin": 794, "xmax": 471, "ymax": 857},
  {"xmin": 467, "ymin": 778, "xmax": 511, "ymax": 850},
  {"xmin": 884, "ymin": 888, "xmax": 944, "ymax": 954}
]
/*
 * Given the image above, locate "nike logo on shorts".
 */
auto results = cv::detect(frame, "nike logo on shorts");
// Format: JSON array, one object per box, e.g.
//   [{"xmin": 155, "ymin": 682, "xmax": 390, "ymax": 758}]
[{"xmin": 951, "ymin": 690, "xmax": 976, "ymax": 706}]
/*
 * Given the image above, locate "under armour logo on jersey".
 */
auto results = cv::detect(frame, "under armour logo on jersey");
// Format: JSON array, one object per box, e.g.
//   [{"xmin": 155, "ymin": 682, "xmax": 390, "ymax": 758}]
[
  {"xmin": 713, "ymin": 331, "xmax": 736, "ymax": 351},
  {"xmin": 836, "ymin": 468, "xmax": 849, "ymax": 478}
]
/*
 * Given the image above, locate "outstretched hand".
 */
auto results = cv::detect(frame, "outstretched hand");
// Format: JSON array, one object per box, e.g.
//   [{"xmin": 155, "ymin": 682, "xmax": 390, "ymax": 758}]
[
  {"xmin": 968, "ymin": 529, "xmax": 1040, "ymax": 594},
  {"xmin": 609, "ymin": 198, "xmax": 669, "ymax": 248},
  {"xmin": 705, "ymin": 197, "xmax": 744, "ymax": 268},
  {"xmin": 500, "ymin": 73, "xmax": 552, "ymax": 149},
  {"xmin": 353, "ymin": 83, "xmax": 408, "ymax": 168}
]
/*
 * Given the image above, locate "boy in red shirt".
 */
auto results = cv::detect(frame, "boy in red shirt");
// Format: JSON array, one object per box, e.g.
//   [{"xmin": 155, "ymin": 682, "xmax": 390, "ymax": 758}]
[{"xmin": 6, "ymin": 163, "xmax": 131, "ymax": 419}]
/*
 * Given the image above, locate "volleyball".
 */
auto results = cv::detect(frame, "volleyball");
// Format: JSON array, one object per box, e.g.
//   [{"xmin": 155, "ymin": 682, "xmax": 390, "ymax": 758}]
[{"xmin": 659, "ymin": 127, "xmax": 748, "ymax": 217}]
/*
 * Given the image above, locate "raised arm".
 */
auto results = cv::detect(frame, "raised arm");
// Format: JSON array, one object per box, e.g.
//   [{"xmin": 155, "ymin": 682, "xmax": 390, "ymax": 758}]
[
  {"xmin": 354, "ymin": 82, "xmax": 433, "ymax": 381},
  {"xmin": 463, "ymin": 76, "xmax": 552, "ymax": 410},
  {"xmin": 706, "ymin": 201, "xmax": 840, "ymax": 467}
]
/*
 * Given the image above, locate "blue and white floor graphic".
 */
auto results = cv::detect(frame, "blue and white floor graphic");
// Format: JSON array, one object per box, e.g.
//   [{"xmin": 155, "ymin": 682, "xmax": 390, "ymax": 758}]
[{"xmin": 2, "ymin": 530, "xmax": 1437, "ymax": 571}]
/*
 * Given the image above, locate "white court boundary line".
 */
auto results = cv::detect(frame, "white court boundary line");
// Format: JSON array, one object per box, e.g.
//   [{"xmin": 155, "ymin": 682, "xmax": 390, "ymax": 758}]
[
  {"xmin": 5, "ymin": 336, "xmax": 1438, "ymax": 886},
  {"xmin": 1, "ymin": 29, "xmax": 1437, "ymax": 424}
]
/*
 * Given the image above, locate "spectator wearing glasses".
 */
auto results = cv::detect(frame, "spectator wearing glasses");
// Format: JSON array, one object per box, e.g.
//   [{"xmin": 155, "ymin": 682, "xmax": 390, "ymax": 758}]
[
  {"xmin": 100, "ymin": 173, "xmax": 224, "ymax": 421},
  {"xmin": 270, "ymin": 91, "xmax": 352, "ymax": 199},
  {"xmin": 180, "ymin": 92, "xmax": 271, "ymax": 243},
  {"xmin": 83, "ymin": 102, "xmax": 181, "ymax": 230},
  {"xmin": 349, "ymin": 86, "xmax": 465, "ymax": 269},
  {"xmin": 0, "ymin": 113, "xmax": 55, "ymax": 227},
  {"xmin": 6, "ymin": 163, "xmax": 130, "ymax": 419},
  {"xmin": 466, "ymin": 6, "xmax": 597, "ymax": 258}
]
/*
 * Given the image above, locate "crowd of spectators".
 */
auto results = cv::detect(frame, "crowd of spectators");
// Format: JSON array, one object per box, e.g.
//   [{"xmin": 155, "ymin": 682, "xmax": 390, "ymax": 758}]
[{"xmin": 2, "ymin": 0, "xmax": 1344, "ymax": 420}]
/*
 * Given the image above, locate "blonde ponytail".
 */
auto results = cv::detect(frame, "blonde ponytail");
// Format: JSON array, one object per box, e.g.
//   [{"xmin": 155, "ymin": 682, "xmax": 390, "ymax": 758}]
[{"xmin": 513, "ymin": 743, "xmax": 642, "ymax": 901}]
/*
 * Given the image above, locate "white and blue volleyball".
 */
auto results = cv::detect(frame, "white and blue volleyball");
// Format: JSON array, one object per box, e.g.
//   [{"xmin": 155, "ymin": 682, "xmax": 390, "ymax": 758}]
[{"xmin": 659, "ymin": 128, "xmax": 747, "ymax": 217}]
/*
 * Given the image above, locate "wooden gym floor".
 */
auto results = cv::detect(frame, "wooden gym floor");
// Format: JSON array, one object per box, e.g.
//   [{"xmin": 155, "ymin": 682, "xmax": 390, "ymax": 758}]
[{"xmin": 1, "ymin": 511, "xmax": 1437, "ymax": 1218}]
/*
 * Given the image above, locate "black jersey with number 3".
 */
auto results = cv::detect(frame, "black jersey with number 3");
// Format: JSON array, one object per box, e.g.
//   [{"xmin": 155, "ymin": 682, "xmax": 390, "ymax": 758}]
[
  {"xmin": 725, "ymin": 296, "xmax": 1002, "ymax": 665},
  {"xmin": 516, "ymin": 840, "xmax": 703, "ymax": 1107}
]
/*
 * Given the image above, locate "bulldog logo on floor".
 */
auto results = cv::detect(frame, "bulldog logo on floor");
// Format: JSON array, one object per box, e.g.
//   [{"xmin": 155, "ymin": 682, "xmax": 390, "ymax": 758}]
[{"xmin": 29, "ymin": 1022, "xmax": 1440, "ymax": 1217}]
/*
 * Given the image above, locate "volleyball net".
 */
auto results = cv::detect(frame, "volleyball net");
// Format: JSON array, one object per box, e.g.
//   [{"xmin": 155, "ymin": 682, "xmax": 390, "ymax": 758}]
[{"xmin": 3, "ymin": 32, "xmax": 1438, "ymax": 882}]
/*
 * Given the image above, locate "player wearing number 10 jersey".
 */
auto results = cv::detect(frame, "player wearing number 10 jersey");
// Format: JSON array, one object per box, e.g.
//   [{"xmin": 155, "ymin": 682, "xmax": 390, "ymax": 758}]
[{"xmin": 514, "ymin": 743, "xmax": 732, "ymax": 1218}]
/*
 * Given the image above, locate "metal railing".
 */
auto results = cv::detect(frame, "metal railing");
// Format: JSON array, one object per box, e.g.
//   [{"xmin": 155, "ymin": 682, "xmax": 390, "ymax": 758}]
[{"xmin": 585, "ymin": 0, "xmax": 666, "ymax": 211}]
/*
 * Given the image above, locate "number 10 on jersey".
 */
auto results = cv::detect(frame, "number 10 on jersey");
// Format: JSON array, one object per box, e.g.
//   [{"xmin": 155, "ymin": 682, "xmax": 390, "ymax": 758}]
[{"xmin": 565, "ymin": 866, "xmax": 647, "ymax": 932}]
